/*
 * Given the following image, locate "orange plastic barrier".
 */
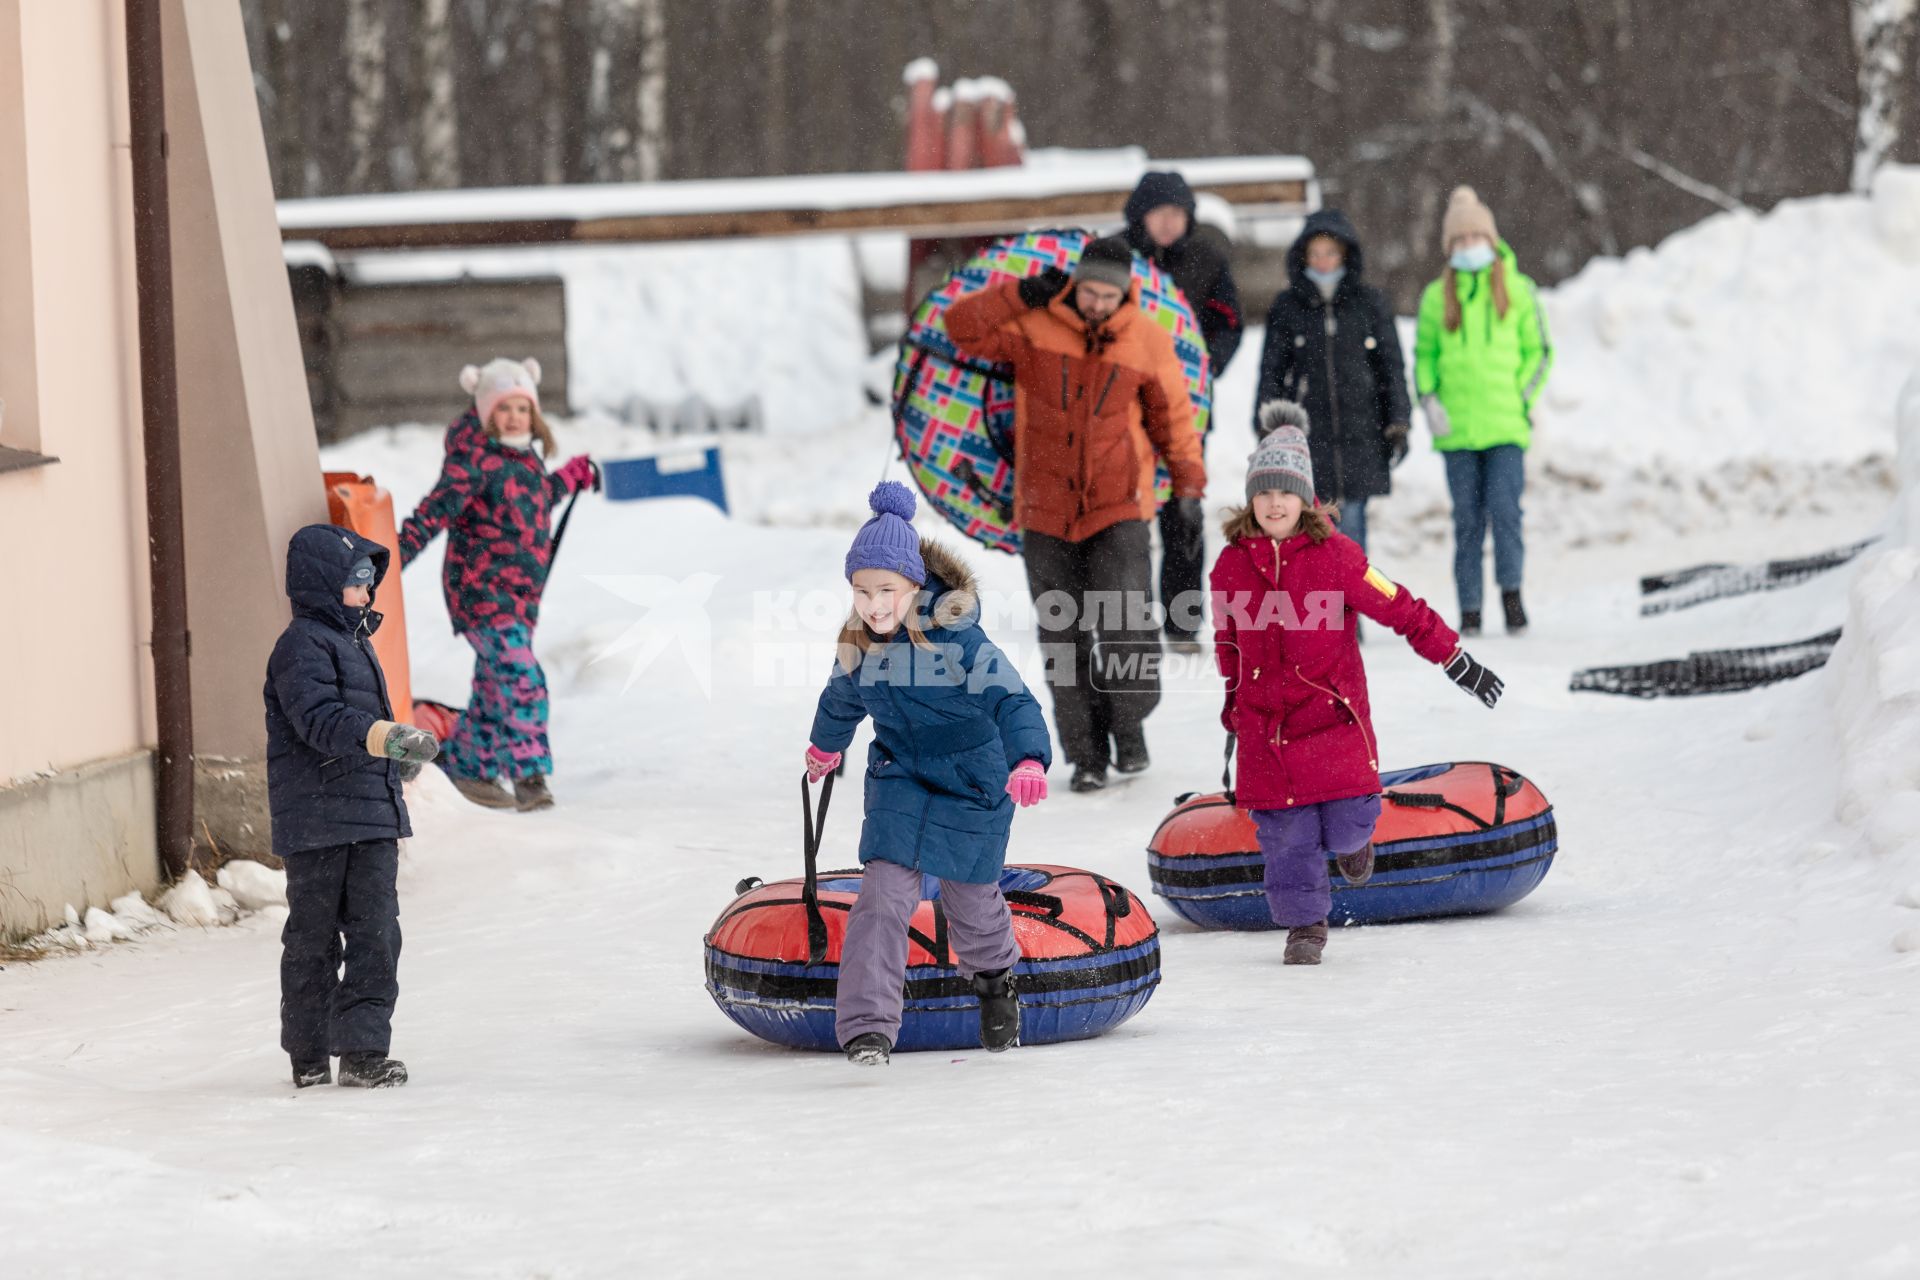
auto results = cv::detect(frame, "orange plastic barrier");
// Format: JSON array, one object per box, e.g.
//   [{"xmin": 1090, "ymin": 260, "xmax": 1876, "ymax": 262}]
[{"xmin": 323, "ymin": 471, "xmax": 414, "ymax": 726}]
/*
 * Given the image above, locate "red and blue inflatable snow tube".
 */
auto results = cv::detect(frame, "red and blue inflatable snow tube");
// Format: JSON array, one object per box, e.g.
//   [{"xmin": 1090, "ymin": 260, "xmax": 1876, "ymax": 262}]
[
  {"xmin": 704, "ymin": 864, "xmax": 1160, "ymax": 1052},
  {"xmin": 1147, "ymin": 762, "xmax": 1557, "ymax": 929}
]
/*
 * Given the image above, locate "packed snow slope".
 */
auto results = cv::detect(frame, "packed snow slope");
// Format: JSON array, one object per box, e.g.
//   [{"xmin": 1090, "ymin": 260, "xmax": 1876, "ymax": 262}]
[{"xmin": 5, "ymin": 190, "xmax": 1920, "ymax": 1278}]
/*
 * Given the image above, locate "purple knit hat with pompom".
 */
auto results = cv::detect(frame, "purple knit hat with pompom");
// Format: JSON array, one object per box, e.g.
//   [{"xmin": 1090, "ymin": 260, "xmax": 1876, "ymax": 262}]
[{"xmin": 845, "ymin": 481, "xmax": 926, "ymax": 584}]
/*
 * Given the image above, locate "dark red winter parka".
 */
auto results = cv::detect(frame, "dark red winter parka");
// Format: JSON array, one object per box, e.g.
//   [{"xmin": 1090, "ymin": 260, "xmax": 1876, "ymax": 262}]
[{"xmin": 1210, "ymin": 529, "xmax": 1459, "ymax": 811}]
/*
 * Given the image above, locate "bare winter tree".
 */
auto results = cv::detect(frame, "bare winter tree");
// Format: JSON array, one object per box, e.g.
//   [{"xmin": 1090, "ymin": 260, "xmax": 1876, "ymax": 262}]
[
  {"xmin": 1200, "ymin": 0, "xmax": 1231, "ymax": 156},
  {"xmin": 635, "ymin": 0, "xmax": 667, "ymax": 181},
  {"xmin": 1851, "ymin": 0, "xmax": 1920, "ymax": 192},
  {"xmin": 345, "ymin": 0, "xmax": 387, "ymax": 190},
  {"xmin": 413, "ymin": 0, "xmax": 459, "ymax": 188}
]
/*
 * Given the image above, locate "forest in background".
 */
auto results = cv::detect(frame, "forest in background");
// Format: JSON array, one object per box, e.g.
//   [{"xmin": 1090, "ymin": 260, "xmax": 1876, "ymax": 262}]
[{"xmin": 245, "ymin": 0, "xmax": 1909, "ymax": 308}]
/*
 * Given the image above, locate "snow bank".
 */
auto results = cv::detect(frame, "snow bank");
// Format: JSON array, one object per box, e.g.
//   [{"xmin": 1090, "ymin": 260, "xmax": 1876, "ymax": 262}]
[
  {"xmin": 344, "ymin": 240, "xmax": 872, "ymax": 436},
  {"xmin": 1826, "ymin": 369, "xmax": 1920, "ymax": 948},
  {"xmin": 20, "ymin": 863, "xmax": 291, "ymax": 957},
  {"xmin": 158, "ymin": 871, "xmax": 239, "ymax": 928},
  {"xmin": 1543, "ymin": 174, "xmax": 1920, "ymax": 467}
]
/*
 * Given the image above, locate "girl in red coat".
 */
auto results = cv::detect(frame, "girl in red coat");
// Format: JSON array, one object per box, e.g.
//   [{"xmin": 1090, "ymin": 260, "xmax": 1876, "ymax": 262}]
[{"xmin": 1211, "ymin": 402, "xmax": 1505, "ymax": 964}]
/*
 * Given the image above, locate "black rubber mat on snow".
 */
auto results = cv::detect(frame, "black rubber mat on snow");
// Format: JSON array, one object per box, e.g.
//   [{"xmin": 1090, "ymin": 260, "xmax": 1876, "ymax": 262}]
[
  {"xmin": 1570, "ymin": 628, "xmax": 1843, "ymax": 698},
  {"xmin": 1638, "ymin": 539, "xmax": 1877, "ymax": 616}
]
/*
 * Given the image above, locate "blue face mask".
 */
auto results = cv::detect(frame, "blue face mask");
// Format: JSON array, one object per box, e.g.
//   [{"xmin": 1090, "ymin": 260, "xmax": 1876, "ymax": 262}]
[
  {"xmin": 1450, "ymin": 243, "xmax": 1497, "ymax": 273},
  {"xmin": 1304, "ymin": 265, "xmax": 1346, "ymax": 291}
]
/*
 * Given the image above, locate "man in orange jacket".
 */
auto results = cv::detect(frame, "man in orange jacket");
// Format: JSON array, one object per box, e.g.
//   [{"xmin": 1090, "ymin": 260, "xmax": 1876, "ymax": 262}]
[{"xmin": 948, "ymin": 235, "xmax": 1208, "ymax": 792}]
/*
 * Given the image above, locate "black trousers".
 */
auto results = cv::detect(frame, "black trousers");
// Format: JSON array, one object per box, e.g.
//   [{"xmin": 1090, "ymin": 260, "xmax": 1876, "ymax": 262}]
[
  {"xmin": 1156, "ymin": 498, "xmax": 1208, "ymax": 642},
  {"xmin": 280, "ymin": 839, "xmax": 402, "ymax": 1060},
  {"xmin": 1022, "ymin": 520, "xmax": 1163, "ymax": 767}
]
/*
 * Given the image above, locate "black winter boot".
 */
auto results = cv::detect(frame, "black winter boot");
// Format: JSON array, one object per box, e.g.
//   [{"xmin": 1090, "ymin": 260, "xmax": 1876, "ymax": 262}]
[
  {"xmin": 1070, "ymin": 764, "xmax": 1108, "ymax": 793},
  {"xmin": 973, "ymin": 968, "xmax": 1021, "ymax": 1052},
  {"xmin": 1112, "ymin": 727, "xmax": 1150, "ymax": 775},
  {"xmin": 292, "ymin": 1057, "xmax": 331, "ymax": 1088},
  {"xmin": 843, "ymin": 1033, "xmax": 891, "ymax": 1066},
  {"xmin": 1502, "ymin": 590, "xmax": 1528, "ymax": 635},
  {"xmin": 338, "ymin": 1052, "xmax": 408, "ymax": 1088},
  {"xmin": 1460, "ymin": 611, "xmax": 1482, "ymax": 637}
]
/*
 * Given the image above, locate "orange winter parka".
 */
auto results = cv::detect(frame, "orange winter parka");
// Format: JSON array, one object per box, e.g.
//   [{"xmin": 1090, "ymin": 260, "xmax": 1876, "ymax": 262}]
[{"xmin": 946, "ymin": 280, "xmax": 1206, "ymax": 544}]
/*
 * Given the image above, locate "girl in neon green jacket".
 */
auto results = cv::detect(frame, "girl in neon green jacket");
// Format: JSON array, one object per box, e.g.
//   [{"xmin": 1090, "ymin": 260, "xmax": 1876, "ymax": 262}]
[{"xmin": 1413, "ymin": 187, "xmax": 1553, "ymax": 635}]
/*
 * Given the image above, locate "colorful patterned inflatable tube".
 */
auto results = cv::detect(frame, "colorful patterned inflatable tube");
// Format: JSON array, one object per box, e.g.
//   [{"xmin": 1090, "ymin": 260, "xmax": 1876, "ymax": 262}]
[
  {"xmin": 891, "ymin": 228, "xmax": 1212, "ymax": 555},
  {"xmin": 1147, "ymin": 762, "xmax": 1557, "ymax": 929},
  {"xmin": 705, "ymin": 864, "xmax": 1161, "ymax": 1052}
]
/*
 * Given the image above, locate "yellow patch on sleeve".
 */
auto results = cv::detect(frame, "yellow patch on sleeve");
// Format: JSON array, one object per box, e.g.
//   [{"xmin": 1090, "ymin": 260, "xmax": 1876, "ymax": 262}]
[{"xmin": 1363, "ymin": 565, "xmax": 1399, "ymax": 600}]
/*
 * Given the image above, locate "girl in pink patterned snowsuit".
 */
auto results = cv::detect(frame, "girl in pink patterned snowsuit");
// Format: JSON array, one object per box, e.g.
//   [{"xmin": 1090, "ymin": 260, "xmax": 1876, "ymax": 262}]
[{"xmin": 399, "ymin": 357, "xmax": 597, "ymax": 812}]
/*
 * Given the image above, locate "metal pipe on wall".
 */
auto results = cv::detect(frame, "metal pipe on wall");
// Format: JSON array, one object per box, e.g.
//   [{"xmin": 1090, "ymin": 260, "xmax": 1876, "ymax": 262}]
[{"xmin": 125, "ymin": 0, "xmax": 193, "ymax": 880}]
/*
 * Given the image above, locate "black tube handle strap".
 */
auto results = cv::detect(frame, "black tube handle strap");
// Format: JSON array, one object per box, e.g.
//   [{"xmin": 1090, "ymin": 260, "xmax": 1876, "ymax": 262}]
[{"xmin": 800, "ymin": 772, "xmax": 835, "ymax": 965}]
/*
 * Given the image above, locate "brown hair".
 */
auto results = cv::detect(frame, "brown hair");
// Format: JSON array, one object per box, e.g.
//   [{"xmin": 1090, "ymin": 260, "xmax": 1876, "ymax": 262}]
[
  {"xmin": 483, "ymin": 399, "xmax": 559, "ymax": 458},
  {"xmin": 835, "ymin": 609, "xmax": 934, "ymax": 674},
  {"xmin": 1220, "ymin": 502, "xmax": 1337, "ymax": 545},
  {"xmin": 1442, "ymin": 255, "xmax": 1510, "ymax": 333}
]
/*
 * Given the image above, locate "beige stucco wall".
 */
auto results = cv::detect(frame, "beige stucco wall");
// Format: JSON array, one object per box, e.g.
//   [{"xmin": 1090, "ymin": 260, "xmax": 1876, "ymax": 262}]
[{"xmin": 0, "ymin": 0, "xmax": 150, "ymax": 786}]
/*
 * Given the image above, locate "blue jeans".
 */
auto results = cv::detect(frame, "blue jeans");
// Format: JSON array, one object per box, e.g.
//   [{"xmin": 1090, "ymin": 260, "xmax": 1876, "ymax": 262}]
[
  {"xmin": 1334, "ymin": 497, "xmax": 1368, "ymax": 553},
  {"xmin": 1443, "ymin": 446, "xmax": 1525, "ymax": 614}
]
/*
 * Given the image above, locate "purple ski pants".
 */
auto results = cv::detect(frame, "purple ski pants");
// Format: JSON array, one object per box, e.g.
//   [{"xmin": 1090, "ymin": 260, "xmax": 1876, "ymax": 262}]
[
  {"xmin": 1253, "ymin": 795, "xmax": 1383, "ymax": 928},
  {"xmin": 833, "ymin": 857, "xmax": 1021, "ymax": 1048}
]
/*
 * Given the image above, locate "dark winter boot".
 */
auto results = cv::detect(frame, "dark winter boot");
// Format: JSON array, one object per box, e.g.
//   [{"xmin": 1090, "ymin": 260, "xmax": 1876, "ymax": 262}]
[
  {"xmin": 1112, "ymin": 727, "xmax": 1150, "ymax": 775},
  {"xmin": 513, "ymin": 775, "xmax": 555, "ymax": 812},
  {"xmin": 843, "ymin": 1033, "xmax": 891, "ymax": 1066},
  {"xmin": 1283, "ymin": 922, "xmax": 1329, "ymax": 965},
  {"xmin": 973, "ymin": 968, "xmax": 1021, "ymax": 1052},
  {"xmin": 450, "ymin": 774, "xmax": 517, "ymax": 810},
  {"xmin": 337, "ymin": 1052, "xmax": 408, "ymax": 1088},
  {"xmin": 1460, "ymin": 611, "xmax": 1482, "ymax": 637},
  {"xmin": 1336, "ymin": 841, "xmax": 1375, "ymax": 887},
  {"xmin": 291, "ymin": 1057, "xmax": 331, "ymax": 1088},
  {"xmin": 1070, "ymin": 764, "xmax": 1108, "ymax": 793},
  {"xmin": 1502, "ymin": 590, "xmax": 1528, "ymax": 635}
]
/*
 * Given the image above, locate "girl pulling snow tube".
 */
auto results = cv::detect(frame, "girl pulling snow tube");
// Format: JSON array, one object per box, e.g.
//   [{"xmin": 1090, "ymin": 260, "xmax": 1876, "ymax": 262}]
[
  {"xmin": 1147, "ymin": 761, "xmax": 1556, "ymax": 928},
  {"xmin": 705, "ymin": 864, "xmax": 1161, "ymax": 1052}
]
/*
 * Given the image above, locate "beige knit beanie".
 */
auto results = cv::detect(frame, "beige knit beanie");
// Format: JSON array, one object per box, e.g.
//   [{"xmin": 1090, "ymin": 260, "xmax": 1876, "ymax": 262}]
[{"xmin": 1441, "ymin": 186, "xmax": 1499, "ymax": 253}]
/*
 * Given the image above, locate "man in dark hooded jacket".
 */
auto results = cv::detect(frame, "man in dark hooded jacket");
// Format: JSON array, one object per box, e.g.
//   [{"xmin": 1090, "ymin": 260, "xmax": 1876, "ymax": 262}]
[
  {"xmin": 1251, "ymin": 208, "xmax": 1412, "ymax": 553},
  {"xmin": 1125, "ymin": 170, "xmax": 1243, "ymax": 650},
  {"xmin": 264, "ymin": 524, "xmax": 439, "ymax": 1089}
]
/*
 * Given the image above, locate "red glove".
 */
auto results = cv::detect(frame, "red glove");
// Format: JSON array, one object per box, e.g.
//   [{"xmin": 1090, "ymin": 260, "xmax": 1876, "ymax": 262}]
[
  {"xmin": 1006, "ymin": 759, "xmax": 1048, "ymax": 807},
  {"xmin": 804, "ymin": 744, "xmax": 841, "ymax": 784},
  {"xmin": 556, "ymin": 455, "xmax": 596, "ymax": 493}
]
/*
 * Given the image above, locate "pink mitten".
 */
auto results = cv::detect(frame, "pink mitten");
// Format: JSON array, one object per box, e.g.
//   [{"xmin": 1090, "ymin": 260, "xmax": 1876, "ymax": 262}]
[
  {"xmin": 556, "ymin": 455, "xmax": 597, "ymax": 493},
  {"xmin": 804, "ymin": 744, "xmax": 841, "ymax": 783},
  {"xmin": 1006, "ymin": 759, "xmax": 1048, "ymax": 807}
]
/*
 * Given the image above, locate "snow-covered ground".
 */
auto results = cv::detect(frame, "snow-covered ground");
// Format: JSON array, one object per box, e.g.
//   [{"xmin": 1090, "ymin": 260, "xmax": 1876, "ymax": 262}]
[{"xmin": 8, "ymin": 189, "xmax": 1920, "ymax": 1277}]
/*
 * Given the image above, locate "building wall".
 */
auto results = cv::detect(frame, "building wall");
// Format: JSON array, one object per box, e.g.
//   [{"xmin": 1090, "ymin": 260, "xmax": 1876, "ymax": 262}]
[{"xmin": 0, "ymin": 0, "xmax": 157, "ymax": 934}]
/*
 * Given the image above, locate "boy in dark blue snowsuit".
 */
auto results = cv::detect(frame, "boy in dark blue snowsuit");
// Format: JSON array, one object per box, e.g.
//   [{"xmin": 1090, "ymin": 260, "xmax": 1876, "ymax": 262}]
[{"xmin": 264, "ymin": 525, "xmax": 440, "ymax": 1088}]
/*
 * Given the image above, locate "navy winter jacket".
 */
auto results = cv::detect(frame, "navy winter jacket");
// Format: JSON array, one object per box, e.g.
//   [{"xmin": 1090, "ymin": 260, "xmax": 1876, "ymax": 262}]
[
  {"xmin": 809, "ymin": 541, "xmax": 1054, "ymax": 884},
  {"xmin": 1252, "ymin": 208, "xmax": 1413, "ymax": 503},
  {"xmin": 264, "ymin": 525, "xmax": 412, "ymax": 857}
]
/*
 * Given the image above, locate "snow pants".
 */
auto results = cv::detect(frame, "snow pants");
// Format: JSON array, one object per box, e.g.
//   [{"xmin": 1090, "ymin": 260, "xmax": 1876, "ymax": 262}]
[
  {"xmin": 443, "ymin": 621, "xmax": 551, "ymax": 781},
  {"xmin": 1444, "ymin": 445, "xmax": 1525, "ymax": 614},
  {"xmin": 1157, "ymin": 496, "xmax": 1208, "ymax": 643},
  {"xmin": 1253, "ymin": 795, "xmax": 1382, "ymax": 928},
  {"xmin": 1023, "ymin": 520, "xmax": 1162, "ymax": 768},
  {"xmin": 834, "ymin": 857, "xmax": 1021, "ymax": 1048},
  {"xmin": 280, "ymin": 839, "xmax": 401, "ymax": 1060}
]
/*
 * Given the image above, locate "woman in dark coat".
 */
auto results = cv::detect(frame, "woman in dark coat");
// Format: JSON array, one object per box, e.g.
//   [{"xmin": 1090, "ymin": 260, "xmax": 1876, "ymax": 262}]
[{"xmin": 1251, "ymin": 210, "xmax": 1412, "ymax": 553}]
